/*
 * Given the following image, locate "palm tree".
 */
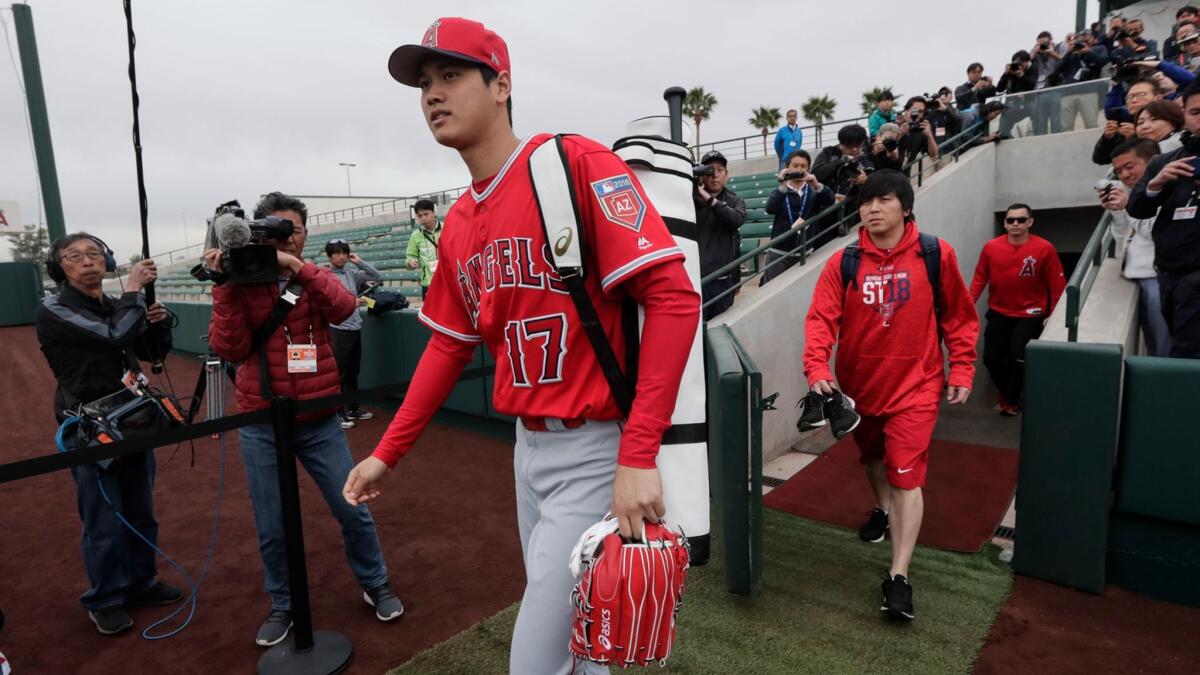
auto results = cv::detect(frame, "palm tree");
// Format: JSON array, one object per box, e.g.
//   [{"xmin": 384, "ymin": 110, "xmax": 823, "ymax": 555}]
[
  {"xmin": 748, "ymin": 106, "xmax": 782, "ymax": 155},
  {"xmin": 801, "ymin": 95, "xmax": 838, "ymax": 147},
  {"xmin": 683, "ymin": 86, "xmax": 718, "ymax": 148},
  {"xmin": 860, "ymin": 86, "xmax": 898, "ymax": 116}
]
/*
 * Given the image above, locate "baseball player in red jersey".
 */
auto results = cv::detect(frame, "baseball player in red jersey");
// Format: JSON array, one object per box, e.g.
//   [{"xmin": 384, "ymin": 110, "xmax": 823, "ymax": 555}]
[
  {"xmin": 969, "ymin": 203, "xmax": 1065, "ymax": 416},
  {"xmin": 803, "ymin": 170, "xmax": 979, "ymax": 621},
  {"xmin": 341, "ymin": 17, "xmax": 700, "ymax": 674}
]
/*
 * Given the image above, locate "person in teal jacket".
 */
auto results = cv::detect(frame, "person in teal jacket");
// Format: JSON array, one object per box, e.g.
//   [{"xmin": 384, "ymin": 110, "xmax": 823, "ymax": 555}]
[
  {"xmin": 868, "ymin": 90, "xmax": 897, "ymax": 138},
  {"xmin": 773, "ymin": 109, "xmax": 803, "ymax": 168},
  {"xmin": 405, "ymin": 199, "xmax": 441, "ymax": 299}
]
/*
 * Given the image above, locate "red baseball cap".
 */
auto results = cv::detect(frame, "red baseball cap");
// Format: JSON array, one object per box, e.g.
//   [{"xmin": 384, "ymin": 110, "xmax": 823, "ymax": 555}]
[{"xmin": 388, "ymin": 17, "xmax": 510, "ymax": 87}]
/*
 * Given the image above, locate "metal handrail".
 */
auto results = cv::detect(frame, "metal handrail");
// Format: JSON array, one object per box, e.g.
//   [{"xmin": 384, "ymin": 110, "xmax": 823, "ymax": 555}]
[
  {"xmin": 1065, "ymin": 211, "xmax": 1116, "ymax": 342},
  {"xmin": 691, "ymin": 115, "xmax": 871, "ymax": 162},
  {"xmin": 700, "ymin": 124, "xmax": 989, "ymax": 309}
]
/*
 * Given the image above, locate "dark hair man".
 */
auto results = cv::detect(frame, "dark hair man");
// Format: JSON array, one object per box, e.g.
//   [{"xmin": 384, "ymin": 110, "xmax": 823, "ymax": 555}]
[
  {"xmin": 1103, "ymin": 138, "xmax": 1172, "ymax": 356},
  {"xmin": 695, "ymin": 149, "xmax": 748, "ymax": 319},
  {"xmin": 803, "ymin": 170, "xmax": 979, "ymax": 621},
  {"xmin": 955, "ymin": 62, "xmax": 997, "ymax": 111},
  {"xmin": 761, "ymin": 149, "xmax": 837, "ymax": 285},
  {"xmin": 774, "ymin": 108, "xmax": 804, "ymax": 169},
  {"xmin": 1125, "ymin": 80, "xmax": 1200, "ymax": 357},
  {"xmin": 1031, "ymin": 31, "xmax": 1066, "ymax": 135},
  {"xmin": 324, "ymin": 238, "xmax": 382, "ymax": 428},
  {"xmin": 36, "ymin": 234, "xmax": 180, "ymax": 635},
  {"xmin": 1110, "ymin": 18, "xmax": 1158, "ymax": 62},
  {"xmin": 868, "ymin": 90, "xmax": 897, "ymax": 139},
  {"xmin": 925, "ymin": 87, "xmax": 962, "ymax": 143},
  {"xmin": 811, "ymin": 124, "xmax": 869, "ymax": 204},
  {"xmin": 969, "ymin": 205, "xmax": 1065, "ymax": 415},
  {"xmin": 997, "ymin": 50, "xmax": 1037, "ymax": 136},
  {"xmin": 1164, "ymin": 6, "xmax": 1200, "ymax": 62},
  {"xmin": 1053, "ymin": 32, "xmax": 1110, "ymax": 129},
  {"xmin": 898, "ymin": 96, "xmax": 939, "ymax": 164},
  {"xmin": 406, "ymin": 198, "xmax": 441, "ymax": 299},
  {"xmin": 1095, "ymin": 77, "xmax": 1160, "ymax": 165},
  {"xmin": 203, "ymin": 191, "xmax": 401, "ymax": 647},
  {"xmin": 343, "ymin": 17, "xmax": 699, "ymax": 675}
]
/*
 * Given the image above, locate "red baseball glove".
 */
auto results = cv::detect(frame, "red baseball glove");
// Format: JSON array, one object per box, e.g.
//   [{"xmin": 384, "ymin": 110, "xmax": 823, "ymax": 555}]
[{"xmin": 568, "ymin": 515, "xmax": 690, "ymax": 668}]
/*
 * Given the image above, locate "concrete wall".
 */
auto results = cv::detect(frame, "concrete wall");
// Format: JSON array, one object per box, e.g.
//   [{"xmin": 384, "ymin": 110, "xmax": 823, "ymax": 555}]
[
  {"xmin": 727, "ymin": 156, "xmax": 779, "ymax": 178},
  {"xmin": 715, "ymin": 142, "xmax": 1000, "ymax": 462},
  {"xmin": 1040, "ymin": 256, "xmax": 1140, "ymax": 356},
  {"xmin": 994, "ymin": 129, "xmax": 1099, "ymax": 211}
]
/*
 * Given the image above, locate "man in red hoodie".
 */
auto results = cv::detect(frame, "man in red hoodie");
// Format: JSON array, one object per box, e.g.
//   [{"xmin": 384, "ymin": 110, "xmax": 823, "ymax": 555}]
[
  {"xmin": 804, "ymin": 170, "xmax": 979, "ymax": 620},
  {"xmin": 970, "ymin": 204, "xmax": 1066, "ymax": 416}
]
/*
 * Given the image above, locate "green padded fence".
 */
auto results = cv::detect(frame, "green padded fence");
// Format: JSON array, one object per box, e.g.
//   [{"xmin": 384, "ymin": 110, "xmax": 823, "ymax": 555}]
[
  {"xmin": 1014, "ymin": 340, "xmax": 1123, "ymax": 594},
  {"xmin": 706, "ymin": 324, "xmax": 763, "ymax": 596},
  {"xmin": 0, "ymin": 262, "xmax": 44, "ymax": 327}
]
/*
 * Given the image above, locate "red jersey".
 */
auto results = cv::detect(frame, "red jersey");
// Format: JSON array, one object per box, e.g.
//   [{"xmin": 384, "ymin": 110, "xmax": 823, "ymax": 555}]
[
  {"xmin": 370, "ymin": 133, "xmax": 699, "ymax": 470},
  {"xmin": 969, "ymin": 234, "xmax": 1065, "ymax": 318},
  {"xmin": 803, "ymin": 222, "xmax": 979, "ymax": 416}
]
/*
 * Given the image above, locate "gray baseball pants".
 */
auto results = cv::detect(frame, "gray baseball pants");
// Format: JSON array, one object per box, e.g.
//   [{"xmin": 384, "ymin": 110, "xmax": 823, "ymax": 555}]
[{"xmin": 510, "ymin": 419, "xmax": 617, "ymax": 675}]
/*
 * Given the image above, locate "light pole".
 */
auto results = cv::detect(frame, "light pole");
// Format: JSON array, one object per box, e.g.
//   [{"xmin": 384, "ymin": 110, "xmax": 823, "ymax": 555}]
[{"xmin": 338, "ymin": 162, "xmax": 356, "ymax": 196}]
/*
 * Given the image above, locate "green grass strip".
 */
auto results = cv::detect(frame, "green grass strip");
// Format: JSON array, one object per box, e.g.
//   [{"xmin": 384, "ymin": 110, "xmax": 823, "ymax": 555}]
[{"xmin": 389, "ymin": 510, "xmax": 1012, "ymax": 674}]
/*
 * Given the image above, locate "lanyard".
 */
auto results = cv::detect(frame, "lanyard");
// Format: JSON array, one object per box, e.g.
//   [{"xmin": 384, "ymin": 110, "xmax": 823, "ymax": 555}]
[
  {"xmin": 784, "ymin": 185, "xmax": 810, "ymax": 224},
  {"xmin": 282, "ymin": 322, "xmax": 314, "ymax": 345}
]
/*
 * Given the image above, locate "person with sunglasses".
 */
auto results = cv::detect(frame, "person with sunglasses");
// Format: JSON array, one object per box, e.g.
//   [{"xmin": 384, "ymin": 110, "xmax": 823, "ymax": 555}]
[
  {"xmin": 969, "ymin": 204, "xmax": 1066, "ymax": 416},
  {"xmin": 325, "ymin": 238, "xmax": 382, "ymax": 428}
]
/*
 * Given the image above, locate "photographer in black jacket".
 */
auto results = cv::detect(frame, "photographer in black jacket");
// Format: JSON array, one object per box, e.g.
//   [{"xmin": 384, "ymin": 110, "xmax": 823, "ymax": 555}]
[
  {"xmin": 35, "ymin": 233, "xmax": 180, "ymax": 636},
  {"xmin": 1126, "ymin": 81, "xmax": 1200, "ymax": 358},
  {"xmin": 760, "ymin": 149, "xmax": 837, "ymax": 285},
  {"xmin": 997, "ymin": 50, "xmax": 1037, "ymax": 135},
  {"xmin": 694, "ymin": 150, "xmax": 747, "ymax": 320}
]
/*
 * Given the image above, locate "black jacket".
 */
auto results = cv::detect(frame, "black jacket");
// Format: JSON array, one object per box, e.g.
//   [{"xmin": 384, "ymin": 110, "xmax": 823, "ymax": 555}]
[
  {"xmin": 765, "ymin": 183, "xmax": 837, "ymax": 253},
  {"xmin": 1051, "ymin": 44, "xmax": 1110, "ymax": 84},
  {"xmin": 1127, "ymin": 141, "xmax": 1200, "ymax": 273},
  {"xmin": 1092, "ymin": 128, "xmax": 1135, "ymax": 165},
  {"xmin": 955, "ymin": 79, "xmax": 998, "ymax": 111},
  {"xmin": 997, "ymin": 68, "xmax": 1037, "ymax": 95},
  {"xmin": 36, "ymin": 285, "xmax": 173, "ymax": 422},
  {"xmin": 695, "ymin": 187, "xmax": 747, "ymax": 279}
]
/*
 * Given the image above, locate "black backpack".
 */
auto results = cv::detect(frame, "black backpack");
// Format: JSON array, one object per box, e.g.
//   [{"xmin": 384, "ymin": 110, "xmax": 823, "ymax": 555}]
[{"xmin": 841, "ymin": 231, "xmax": 943, "ymax": 319}]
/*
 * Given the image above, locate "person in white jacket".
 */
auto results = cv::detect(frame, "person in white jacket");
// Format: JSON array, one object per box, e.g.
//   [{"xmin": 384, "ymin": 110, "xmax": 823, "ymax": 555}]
[{"xmin": 1100, "ymin": 137, "xmax": 1172, "ymax": 356}]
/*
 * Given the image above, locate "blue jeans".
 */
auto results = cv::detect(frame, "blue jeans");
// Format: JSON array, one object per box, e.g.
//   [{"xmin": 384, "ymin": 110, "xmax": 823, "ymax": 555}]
[
  {"xmin": 1030, "ymin": 91, "xmax": 1062, "ymax": 135},
  {"xmin": 1137, "ymin": 278, "xmax": 1172, "ymax": 357},
  {"xmin": 71, "ymin": 451, "xmax": 160, "ymax": 610},
  {"xmin": 239, "ymin": 414, "xmax": 388, "ymax": 611}
]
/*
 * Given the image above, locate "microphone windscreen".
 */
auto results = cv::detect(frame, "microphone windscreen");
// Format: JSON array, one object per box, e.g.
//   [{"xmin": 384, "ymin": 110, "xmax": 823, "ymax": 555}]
[{"xmin": 214, "ymin": 212, "xmax": 251, "ymax": 249}]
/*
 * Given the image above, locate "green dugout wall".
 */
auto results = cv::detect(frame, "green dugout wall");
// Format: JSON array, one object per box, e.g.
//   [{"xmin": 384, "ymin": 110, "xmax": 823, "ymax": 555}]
[{"xmin": 0, "ymin": 262, "xmax": 45, "ymax": 326}]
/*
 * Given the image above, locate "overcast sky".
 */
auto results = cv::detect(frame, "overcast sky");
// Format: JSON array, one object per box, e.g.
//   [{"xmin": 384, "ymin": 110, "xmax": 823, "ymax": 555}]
[{"xmin": 1, "ymin": 0, "xmax": 1096, "ymax": 262}]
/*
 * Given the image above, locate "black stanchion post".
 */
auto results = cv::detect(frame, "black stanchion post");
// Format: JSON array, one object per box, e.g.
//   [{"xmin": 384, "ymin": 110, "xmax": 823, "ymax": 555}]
[{"xmin": 257, "ymin": 397, "xmax": 353, "ymax": 675}]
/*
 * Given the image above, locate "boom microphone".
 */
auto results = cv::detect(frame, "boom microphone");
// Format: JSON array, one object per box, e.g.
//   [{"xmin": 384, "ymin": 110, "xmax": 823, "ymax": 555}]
[{"xmin": 214, "ymin": 212, "xmax": 251, "ymax": 249}]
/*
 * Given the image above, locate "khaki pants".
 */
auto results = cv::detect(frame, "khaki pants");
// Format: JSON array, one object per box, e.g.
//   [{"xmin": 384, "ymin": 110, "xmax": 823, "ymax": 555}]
[{"xmin": 1060, "ymin": 92, "xmax": 1099, "ymax": 130}]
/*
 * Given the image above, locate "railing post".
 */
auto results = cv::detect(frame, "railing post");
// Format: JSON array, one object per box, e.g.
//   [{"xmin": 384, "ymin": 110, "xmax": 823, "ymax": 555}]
[{"xmin": 743, "ymin": 137, "xmax": 748, "ymax": 160}]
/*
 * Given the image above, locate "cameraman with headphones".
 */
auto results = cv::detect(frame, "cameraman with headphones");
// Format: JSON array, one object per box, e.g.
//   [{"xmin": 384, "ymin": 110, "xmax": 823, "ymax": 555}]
[{"xmin": 36, "ymin": 233, "xmax": 180, "ymax": 636}]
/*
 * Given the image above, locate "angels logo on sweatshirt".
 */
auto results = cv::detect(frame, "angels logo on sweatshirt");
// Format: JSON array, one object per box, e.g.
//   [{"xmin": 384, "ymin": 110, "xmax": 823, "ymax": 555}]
[
  {"xmin": 861, "ymin": 270, "xmax": 912, "ymax": 327},
  {"xmin": 1019, "ymin": 255, "xmax": 1036, "ymax": 278}
]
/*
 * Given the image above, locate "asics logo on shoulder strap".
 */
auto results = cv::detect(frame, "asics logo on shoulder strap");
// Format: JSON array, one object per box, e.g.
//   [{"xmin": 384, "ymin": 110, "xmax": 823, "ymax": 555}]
[{"xmin": 555, "ymin": 227, "xmax": 574, "ymax": 257}]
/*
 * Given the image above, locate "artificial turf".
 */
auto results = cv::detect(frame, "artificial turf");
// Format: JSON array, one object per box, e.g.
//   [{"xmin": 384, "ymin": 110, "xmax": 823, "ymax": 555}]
[{"xmin": 388, "ymin": 510, "xmax": 1013, "ymax": 674}]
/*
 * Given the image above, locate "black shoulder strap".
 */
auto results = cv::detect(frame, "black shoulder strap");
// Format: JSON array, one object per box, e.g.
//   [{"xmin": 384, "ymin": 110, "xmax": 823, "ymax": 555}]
[
  {"xmin": 528, "ymin": 134, "xmax": 636, "ymax": 417},
  {"xmin": 916, "ymin": 232, "xmax": 942, "ymax": 319},
  {"xmin": 251, "ymin": 282, "xmax": 304, "ymax": 400},
  {"xmin": 840, "ymin": 244, "xmax": 861, "ymax": 293}
]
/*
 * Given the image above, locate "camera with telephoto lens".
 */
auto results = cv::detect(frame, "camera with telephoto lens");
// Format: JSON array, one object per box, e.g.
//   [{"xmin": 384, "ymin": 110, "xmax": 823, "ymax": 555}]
[
  {"xmin": 190, "ymin": 199, "xmax": 296, "ymax": 285},
  {"xmin": 1073, "ymin": 39, "xmax": 1087, "ymax": 50},
  {"xmin": 693, "ymin": 164, "xmax": 716, "ymax": 178},
  {"xmin": 1181, "ymin": 31, "xmax": 1200, "ymax": 46},
  {"xmin": 1113, "ymin": 58, "xmax": 1147, "ymax": 85},
  {"xmin": 882, "ymin": 137, "xmax": 899, "ymax": 151},
  {"xmin": 827, "ymin": 154, "xmax": 868, "ymax": 194}
]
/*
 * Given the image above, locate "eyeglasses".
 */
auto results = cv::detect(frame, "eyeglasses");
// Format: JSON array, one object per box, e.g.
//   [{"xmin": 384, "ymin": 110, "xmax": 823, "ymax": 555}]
[
  {"xmin": 60, "ymin": 250, "xmax": 105, "ymax": 263},
  {"xmin": 1005, "ymin": 216, "xmax": 1030, "ymax": 224},
  {"xmin": 327, "ymin": 239, "xmax": 347, "ymax": 245},
  {"xmin": 1126, "ymin": 90, "xmax": 1152, "ymax": 101}
]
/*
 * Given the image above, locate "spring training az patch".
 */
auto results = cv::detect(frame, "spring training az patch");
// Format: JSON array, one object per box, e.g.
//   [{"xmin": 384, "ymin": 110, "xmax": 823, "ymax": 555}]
[{"xmin": 591, "ymin": 174, "xmax": 645, "ymax": 232}]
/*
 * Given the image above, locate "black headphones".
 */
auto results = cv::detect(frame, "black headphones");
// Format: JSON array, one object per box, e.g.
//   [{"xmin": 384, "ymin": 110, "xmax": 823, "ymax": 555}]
[{"xmin": 45, "ymin": 234, "xmax": 118, "ymax": 283}]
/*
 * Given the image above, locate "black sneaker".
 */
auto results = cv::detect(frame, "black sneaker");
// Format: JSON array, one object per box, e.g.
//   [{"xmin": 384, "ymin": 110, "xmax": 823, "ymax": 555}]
[
  {"xmin": 88, "ymin": 606, "xmax": 133, "ymax": 635},
  {"xmin": 796, "ymin": 391, "xmax": 828, "ymax": 432},
  {"xmin": 363, "ymin": 585, "xmax": 404, "ymax": 622},
  {"xmin": 255, "ymin": 609, "xmax": 293, "ymax": 647},
  {"xmin": 881, "ymin": 573, "xmax": 915, "ymax": 621},
  {"xmin": 858, "ymin": 507, "xmax": 889, "ymax": 543},
  {"xmin": 339, "ymin": 415, "xmax": 356, "ymax": 430},
  {"xmin": 824, "ymin": 390, "xmax": 861, "ymax": 439},
  {"xmin": 127, "ymin": 581, "xmax": 185, "ymax": 606},
  {"xmin": 348, "ymin": 409, "xmax": 374, "ymax": 421}
]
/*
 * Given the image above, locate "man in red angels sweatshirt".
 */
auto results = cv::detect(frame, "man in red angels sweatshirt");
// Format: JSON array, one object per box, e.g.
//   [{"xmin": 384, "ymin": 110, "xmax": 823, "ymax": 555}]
[
  {"xmin": 970, "ymin": 203, "xmax": 1065, "ymax": 416},
  {"xmin": 803, "ymin": 170, "xmax": 979, "ymax": 621}
]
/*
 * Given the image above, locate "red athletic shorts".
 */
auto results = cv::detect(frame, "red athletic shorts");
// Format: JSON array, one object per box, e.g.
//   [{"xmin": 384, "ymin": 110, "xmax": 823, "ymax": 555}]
[{"xmin": 853, "ymin": 403, "xmax": 939, "ymax": 490}]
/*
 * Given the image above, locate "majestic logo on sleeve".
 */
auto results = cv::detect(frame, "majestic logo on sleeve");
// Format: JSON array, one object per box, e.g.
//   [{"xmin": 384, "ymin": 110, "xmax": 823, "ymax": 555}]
[
  {"xmin": 591, "ymin": 174, "xmax": 646, "ymax": 232},
  {"xmin": 422, "ymin": 19, "xmax": 441, "ymax": 47},
  {"xmin": 1019, "ymin": 255, "xmax": 1037, "ymax": 278}
]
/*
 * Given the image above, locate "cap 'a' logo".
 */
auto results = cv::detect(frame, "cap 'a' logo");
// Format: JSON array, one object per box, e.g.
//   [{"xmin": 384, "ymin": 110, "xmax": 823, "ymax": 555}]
[
  {"xmin": 422, "ymin": 19, "xmax": 441, "ymax": 47},
  {"xmin": 490, "ymin": 51, "xmax": 500, "ymax": 65},
  {"xmin": 590, "ymin": 174, "xmax": 645, "ymax": 232}
]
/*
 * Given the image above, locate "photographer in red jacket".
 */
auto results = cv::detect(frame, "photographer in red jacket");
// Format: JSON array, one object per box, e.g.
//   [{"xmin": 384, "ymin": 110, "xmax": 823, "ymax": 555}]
[
  {"xmin": 803, "ymin": 170, "xmax": 979, "ymax": 621},
  {"xmin": 203, "ymin": 192, "xmax": 402, "ymax": 647}
]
